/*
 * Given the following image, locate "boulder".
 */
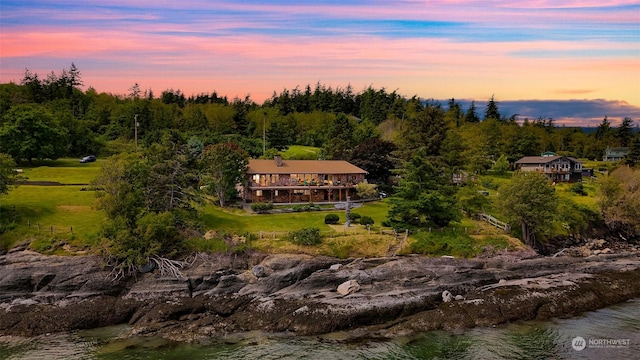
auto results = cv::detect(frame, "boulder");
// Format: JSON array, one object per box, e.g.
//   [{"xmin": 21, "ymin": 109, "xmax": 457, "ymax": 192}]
[
  {"xmin": 252, "ymin": 265, "xmax": 266, "ymax": 278},
  {"xmin": 337, "ymin": 280, "xmax": 360, "ymax": 296}
]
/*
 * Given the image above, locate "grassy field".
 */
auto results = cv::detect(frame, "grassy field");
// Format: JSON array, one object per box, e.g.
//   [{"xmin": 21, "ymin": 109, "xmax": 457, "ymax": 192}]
[
  {"xmin": 0, "ymin": 185, "xmax": 105, "ymax": 251},
  {"xmin": 16, "ymin": 158, "xmax": 102, "ymax": 184},
  {"xmin": 200, "ymin": 200, "xmax": 390, "ymax": 234},
  {"xmin": 281, "ymin": 145, "xmax": 320, "ymax": 160}
]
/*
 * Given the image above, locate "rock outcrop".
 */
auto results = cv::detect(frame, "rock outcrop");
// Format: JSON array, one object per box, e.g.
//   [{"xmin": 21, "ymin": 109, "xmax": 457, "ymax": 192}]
[{"xmin": 1, "ymin": 248, "xmax": 640, "ymax": 342}]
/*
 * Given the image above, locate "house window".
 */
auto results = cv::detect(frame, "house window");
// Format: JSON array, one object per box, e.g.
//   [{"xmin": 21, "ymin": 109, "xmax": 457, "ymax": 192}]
[{"xmin": 255, "ymin": 190, "xmax": 262, "ymax": 197}]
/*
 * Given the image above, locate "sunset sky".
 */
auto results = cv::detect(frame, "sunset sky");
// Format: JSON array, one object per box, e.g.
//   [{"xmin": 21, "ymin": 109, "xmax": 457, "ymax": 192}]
[{"xmin": 1, "ymin": 1, "xmax": 639, "ymax": 126}]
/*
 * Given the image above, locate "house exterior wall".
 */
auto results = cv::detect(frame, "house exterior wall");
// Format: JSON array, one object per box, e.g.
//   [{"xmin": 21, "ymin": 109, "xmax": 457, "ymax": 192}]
[
  {"xmin": 603, "ymin": 148, "xmax": 629, "ymax": 162},
  {"xmin": 515, "ymin": 156, "xmax": 583, "ymax": 183},
  {"xmin": 244, "ymin": 160, "xmax": 367, "ymax": 203}
]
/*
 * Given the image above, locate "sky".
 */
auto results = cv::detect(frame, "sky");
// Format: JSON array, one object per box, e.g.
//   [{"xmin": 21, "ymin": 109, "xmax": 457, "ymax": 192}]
[{"xmin": 1, "ymin": 0, "xmax": 639, "ymax": 126}]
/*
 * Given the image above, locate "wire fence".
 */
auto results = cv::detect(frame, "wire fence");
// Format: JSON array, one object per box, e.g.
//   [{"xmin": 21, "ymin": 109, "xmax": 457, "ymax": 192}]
[{"xmin": 0, "ymin": 205, "xmax": 76, "ymax": 235}]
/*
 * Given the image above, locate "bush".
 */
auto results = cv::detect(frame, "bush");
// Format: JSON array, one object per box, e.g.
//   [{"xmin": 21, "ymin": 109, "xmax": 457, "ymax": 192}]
[
  {"xmin": 251, "ymin": 202, "xmax": 273, "ymax": 213},
  {"xmin": 349, "ymin": 212, "xmax": 361, "ymax": 223},
  {"xmin": 325, "ymin": 213, "xmax": 340, "ymax": 224},
  {"xmin": 284, "ymin": 227, "xmax": 322, "ymax": 246},
  {"xmin": 569, "ymin": 182, "xmax": 587, "ymax": 196},
  {"xmin": 292, "ymin": 203, "xmax": 320, "ymax": 212},
  {"xmin": 360, "ymin": 216, "xmax": 374, "ymax": 226}
]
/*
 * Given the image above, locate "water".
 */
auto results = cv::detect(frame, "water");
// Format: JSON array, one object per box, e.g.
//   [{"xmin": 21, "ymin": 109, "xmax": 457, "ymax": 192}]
[{"xmin": 2, "ymin": 299, "xmax": 639, "ymax": 359}]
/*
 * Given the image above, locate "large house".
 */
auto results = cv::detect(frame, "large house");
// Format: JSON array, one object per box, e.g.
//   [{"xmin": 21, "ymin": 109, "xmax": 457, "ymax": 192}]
[
  {"xmin": 243, "ymin": 156, "xmax": 368, "ymax": 203},
  {"xmin": 603, "ymin": 147, "xmax": 629, "ymax": 162},
  {"xmin": 514, "ymin": 155, "xmax": 583, "ymax": 182}
]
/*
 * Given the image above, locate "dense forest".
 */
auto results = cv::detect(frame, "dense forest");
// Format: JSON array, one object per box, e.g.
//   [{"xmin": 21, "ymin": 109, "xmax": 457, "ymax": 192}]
[
  {"xmin": 1, "ymin": 64, "xmax": 639, "ymax": 268},
  {"xmin": 1, "ymin": 64, "xmax": 637, "ymax": 166}
]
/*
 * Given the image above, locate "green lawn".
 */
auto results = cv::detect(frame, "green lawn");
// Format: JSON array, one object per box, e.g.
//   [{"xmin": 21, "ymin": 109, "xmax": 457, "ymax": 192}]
[
  {"xmin": 0, "ymin": 185, "xmax": 104, "ymax": 250},
  {"xmin": 281, "ymin": 145, "xmax": 320, "ymax": 160},
  {"xmin": 17, "ymin": 158, "xmax": 103, "ymax": 184},
  {"xmin": 200, "ymin": 200, "xmax": 391, "ymax": 234}
]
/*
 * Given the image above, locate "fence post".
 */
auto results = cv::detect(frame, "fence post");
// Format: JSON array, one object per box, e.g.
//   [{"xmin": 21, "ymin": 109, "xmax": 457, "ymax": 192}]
[
  {"xmin": 28, "ymin": 219, "xmax": 30, "ymax": 228},
  {"xmin": 50, "ymin": 226, "xmax": 53, "ymax": 234},
  {"xmin": 37, "ymin": 222, "xmax": 40, "ymax": 232},
  {"xmin": 70, "ymin": 226, "xmax": 73, "ymax": 235},
  {"xmin": 272, "ymin": 231, "xmax": 275, "ymax": 240}
]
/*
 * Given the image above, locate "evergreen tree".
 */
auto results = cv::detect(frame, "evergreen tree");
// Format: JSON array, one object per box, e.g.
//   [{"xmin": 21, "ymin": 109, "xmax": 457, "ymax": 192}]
[
  {"xmin": 349, "ymin": 138, "xmax": 397, "ymax": 184},
  {"xmin": 464, "ymin": 101, "xmax": 480, "ymax": 123},
  {"xmin": 323, "ymin": 113, "xmax": 356, "ymax": 160},
  {"xmin": 615, "ymin": 117, "xmax": 634, "ymax": 147},
  {"xmin": 266, "ymin": 117, "xmax": 294, "ymax": 151},
  {"xmin": 395, "ymin": 101, "xmax": 446, "ymax": 161},
  {"xmin": 484, "ymin": 95, "xmax": 501, "ymax": 121},
  {"xmin": 624, "ymin": 133, "xmax": 640, "ymax": 167},
  {"xmin": 445, "ymin": 98, "xmax": 464, "ymax": 127},
  {"xmin": 497, "ymin": 171, "xmax": 558, "ymax": 248},
  {"xmin": 387, "ymin": 148, "xmax": 460, "ymax": 228},
  {"xmin": 595, "ymin": 116, "xmax": 612, "ymax": 140}
]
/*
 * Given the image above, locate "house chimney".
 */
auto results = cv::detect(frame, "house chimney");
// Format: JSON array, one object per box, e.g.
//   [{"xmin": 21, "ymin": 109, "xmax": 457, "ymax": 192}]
[{"xmin": 274, "ymin": 155, "xmax": 283, "ymax": 167}]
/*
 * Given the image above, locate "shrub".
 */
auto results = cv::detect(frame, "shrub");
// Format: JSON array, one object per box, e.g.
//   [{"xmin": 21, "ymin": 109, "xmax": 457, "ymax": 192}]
[
  {"xmin": 569, "ymin": 182, "xmax": 587, "ymax": 196},
  {"xmin": 360, "ymin": 216, "xmax": 374, "ymax": 226},
  {"xmin": 284, "ymin": 227, "xmax": 322, "ymax": 246},
  {"xmin": 349, "ymin": 212, "xmax": 361, "ymax": 223},
  {"xmin": 325, "ymin": 213, "xmax": 340, "ymax": 224},
  {"xmin": 292, "ymin": 203, "xmax": 320, "ymax": 212},
  {"xmin": 251, "ymin": 202, "xmax": 273, "ymax": 213}
]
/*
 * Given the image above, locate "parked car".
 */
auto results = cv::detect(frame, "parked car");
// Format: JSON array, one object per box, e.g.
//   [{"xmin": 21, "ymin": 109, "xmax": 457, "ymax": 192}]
[
  {"xmin": 379, "ymin": 191, "xmax": 388, "ymax": 198},
  {"xmin": 80, "ymin": 155, "xmax": 96, "ymax": 163}
]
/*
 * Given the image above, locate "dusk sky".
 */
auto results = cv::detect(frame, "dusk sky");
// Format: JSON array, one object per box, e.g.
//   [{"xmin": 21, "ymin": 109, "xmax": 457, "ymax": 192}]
[{"xmin": 1, "ymin": 1, "xmax": 639, "ymax": 126}]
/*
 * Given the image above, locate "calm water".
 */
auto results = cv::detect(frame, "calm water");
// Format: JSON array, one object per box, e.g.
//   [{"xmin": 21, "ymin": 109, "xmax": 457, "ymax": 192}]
[{"xmin": 1, "ymin": 298, "xmax": 639, "ymax": 360}]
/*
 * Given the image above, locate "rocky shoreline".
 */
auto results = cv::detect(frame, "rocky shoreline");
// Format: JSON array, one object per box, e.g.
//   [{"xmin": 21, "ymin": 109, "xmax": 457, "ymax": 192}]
[{"xmin": 1, "ymin": 246, "xmax": 640, "ymax": 342}]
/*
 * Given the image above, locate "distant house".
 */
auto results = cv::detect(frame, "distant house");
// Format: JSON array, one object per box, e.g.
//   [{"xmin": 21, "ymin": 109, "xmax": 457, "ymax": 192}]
[
  {"xmin": 514, "ymin": 155, "xmax": 583, "ymax": 182},
  {"xmin": 243, "ymin": 156, "xmax": 368, "ymax": 203},
  {"xmin": 603, "ymin": 147, "xmax": 629, "ymax": 162}
]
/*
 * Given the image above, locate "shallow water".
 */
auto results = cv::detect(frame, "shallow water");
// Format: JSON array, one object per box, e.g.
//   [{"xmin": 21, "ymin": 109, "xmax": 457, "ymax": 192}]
[{"xmin": 2, "ymin": 298, "xmax": 639, "ymax": 359}]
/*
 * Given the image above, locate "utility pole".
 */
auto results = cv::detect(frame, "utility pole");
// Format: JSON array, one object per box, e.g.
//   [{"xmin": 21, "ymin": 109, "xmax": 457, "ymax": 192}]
[
  {"xmin": 262, "ymin": 112, "xmax": 266, "ymax": 156},
  {"xmin": 134, "ymin": 114, "xmax": 138, "ymax": 150}
]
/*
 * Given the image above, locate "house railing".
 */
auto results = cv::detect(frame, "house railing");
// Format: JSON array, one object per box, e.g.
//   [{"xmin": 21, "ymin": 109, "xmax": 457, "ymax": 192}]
[{"xmin": 249, "ymin": 180, "xmax": 360, "ymax": 188}]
